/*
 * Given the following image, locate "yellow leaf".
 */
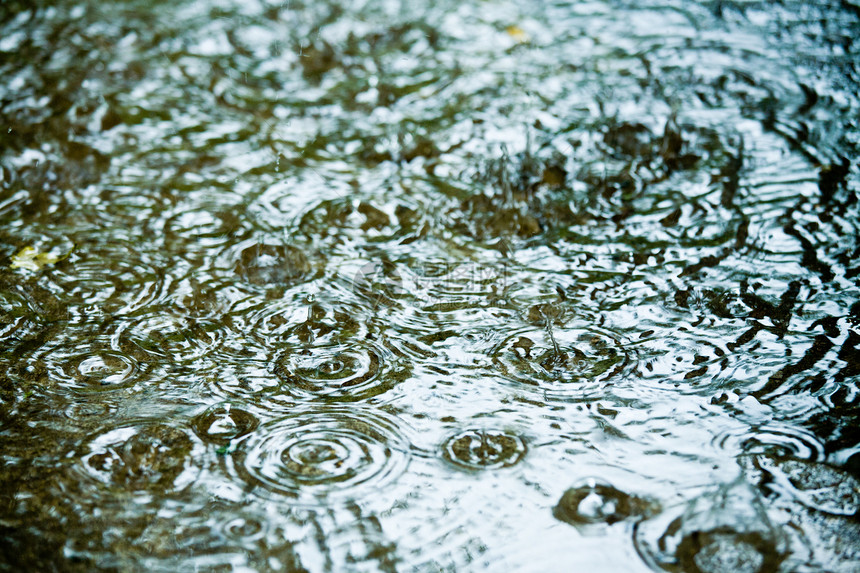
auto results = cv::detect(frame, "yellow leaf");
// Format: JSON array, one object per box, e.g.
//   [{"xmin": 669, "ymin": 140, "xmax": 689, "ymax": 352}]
[
  {"xmin": 10, "ymin": 246, "xmax": 62, "ymax": 271},
  {"xmin": 505, "ymin": 25, "xmax": 530, "ymax": 44}
]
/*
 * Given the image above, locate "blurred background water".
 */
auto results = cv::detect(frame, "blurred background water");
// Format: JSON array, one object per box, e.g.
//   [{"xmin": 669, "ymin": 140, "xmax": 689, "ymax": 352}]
[{"xmin": 1, "ymin": 0, "xmax": 858, "ymax": 570}]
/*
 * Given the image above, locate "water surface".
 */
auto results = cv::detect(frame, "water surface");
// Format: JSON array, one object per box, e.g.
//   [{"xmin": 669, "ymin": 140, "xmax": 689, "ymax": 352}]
[{"xmin": 1, "ymin": 0, "xmax": 859, "ymax": 570}]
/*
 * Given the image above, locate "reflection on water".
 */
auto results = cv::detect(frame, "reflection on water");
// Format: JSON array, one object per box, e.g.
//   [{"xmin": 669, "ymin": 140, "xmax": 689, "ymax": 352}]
[{"xmin": 0, "ymin": 0, "xmax": 858, "ymax": 569}]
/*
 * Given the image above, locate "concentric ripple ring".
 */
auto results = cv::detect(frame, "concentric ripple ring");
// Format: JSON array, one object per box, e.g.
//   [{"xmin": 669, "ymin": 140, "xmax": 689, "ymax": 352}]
[
  {"xmin": 231, "ymin": 407, "xmax": 409, "ymax": 503},
  {"xmin": 492, "ymin": 326, "xmax": 632, "ymax": 399},
  {"xmin": 273, "ymin": 342, "xmax": 403, "ymax": 402},
  {"xmin": 442, "ymin": 429, "xmax": 527, "ymax": 470}
]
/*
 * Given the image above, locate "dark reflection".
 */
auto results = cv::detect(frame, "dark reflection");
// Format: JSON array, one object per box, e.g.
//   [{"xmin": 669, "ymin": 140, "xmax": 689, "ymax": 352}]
[
  {"xmin": 77, "ymin": 422, "xmax": 199, "ymax": 493},
  {"xmin": 743, "ymin": 454, "xmax": 860, "ymax": 517},
  {"xmin": 675, "ymin": 529, "xmax": 783, "ymax": 573}
]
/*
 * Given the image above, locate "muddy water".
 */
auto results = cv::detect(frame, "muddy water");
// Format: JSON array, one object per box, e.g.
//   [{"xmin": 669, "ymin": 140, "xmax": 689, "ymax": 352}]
[{"xmin": 1, "ymin": 0, "xmax": 859, "ymax": 570}]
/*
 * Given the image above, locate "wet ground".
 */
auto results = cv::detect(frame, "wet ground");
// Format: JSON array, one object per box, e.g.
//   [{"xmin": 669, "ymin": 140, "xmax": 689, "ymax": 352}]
[{"xmin": 1, "ymin": 0, "xmax": 859, "ymax": 571}]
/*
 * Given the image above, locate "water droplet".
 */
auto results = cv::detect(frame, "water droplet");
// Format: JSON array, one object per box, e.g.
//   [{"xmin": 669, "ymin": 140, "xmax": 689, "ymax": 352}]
[
  {"xmin": 493, "ymin": 327, "xmax": 631, "ymax": 399},
  {"xmin": 193, "ymin": 403, "xmax": 259, "ymax": 444},
  {"xmin": 442, "ymin": 429, "xmax": 526, "ymax": 470},
  {"xmin": 636, "ymin": 481, "xmax": 787, "ymax": 573},
  {"xmin": 553, "ymin": 479, "xmax": 658, "ymax": 527},
  {"xmin": 234, "ymin": 243, "xmax": 310, "ymax": 286}
]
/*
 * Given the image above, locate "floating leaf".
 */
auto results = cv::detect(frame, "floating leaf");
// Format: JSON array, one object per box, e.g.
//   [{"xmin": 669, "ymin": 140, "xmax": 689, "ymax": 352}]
[
  {"xmin": 10, "ymin": 245, "xmax": 72, "ymax": 271},
  {"xmin": 505, "ymin": 25, "xmax": 530, "ymax": 43}
]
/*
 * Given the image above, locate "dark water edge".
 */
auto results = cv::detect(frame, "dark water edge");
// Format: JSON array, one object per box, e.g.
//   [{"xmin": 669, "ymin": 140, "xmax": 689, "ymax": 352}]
[{"xmin": 1, "ymin": 0, "xmax": 859, "ymax": 571}]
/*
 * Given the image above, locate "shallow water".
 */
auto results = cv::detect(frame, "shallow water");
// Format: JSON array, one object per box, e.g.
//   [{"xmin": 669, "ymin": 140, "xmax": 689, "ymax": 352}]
[{"xmin": 1, "ymin": 0, "xmax": 858, "ymax": 570}]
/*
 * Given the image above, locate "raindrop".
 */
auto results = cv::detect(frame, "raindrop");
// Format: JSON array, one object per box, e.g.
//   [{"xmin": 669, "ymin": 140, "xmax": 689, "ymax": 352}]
[
  {"xmin": 234, "ymin": 243, "xmax": 311, "ymax": 286},
  {"xmin": 192, "ymin": 403, "xmax": 259, "ymax": 444},
  {"xmin": 635, "ymin": 480, "xmax": 787, "ymax": 573},
  {"xmin": 493, "ymin": 326, "xmax": 631, "ymax": 400},
  {"xmin": 714, "ymin": 425, "xmax": 825, "ymax": 462},
  {"xmin": 274, "ymin": 343, "xmax": 389, "ymax": 400},
  {"xmin": 442, "ymin": 429, "xmax": 526, "ymax": 470},
  {"xmin": 553, "ymin": 478, "xmax": 658, "ymax": 527}
]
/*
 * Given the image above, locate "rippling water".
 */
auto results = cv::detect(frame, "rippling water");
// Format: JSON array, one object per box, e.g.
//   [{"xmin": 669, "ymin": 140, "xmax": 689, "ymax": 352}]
[{"xmin": 1, "ymin": 0, "xmax": 858, "ymax": 570}]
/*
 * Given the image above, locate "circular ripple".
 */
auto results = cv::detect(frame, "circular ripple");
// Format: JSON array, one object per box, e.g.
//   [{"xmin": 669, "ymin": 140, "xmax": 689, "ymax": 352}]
[
  {"xmin": 298, "ymin": 198, "xmax": 403, "ymax": 244},
  {"xmin": 192, "ymin": 403, "xmax": 259, "ymax": 444},
  {"xmin": 71, "ymin": 352, "xmax": 138, "ymax": 387},
  {"xmin": 76, "ymin": 421, "xmax": 202, "ymax": 493},
  {"xmin": 679, "ymin": 529, "xmax": 784, "ymax": 573},
  {"xmin": 714, "ymin": 425, "xmax": 825, "ymax": 462},
  {"xmin": 208, "ymin": 360, "xmax": 283, "ymax": 401},
  {"xmin": 213, "ymin": 337, "xmax": 408, "ymax": 403},
  {"xmin": 161, "ymin": 204, "xmax": 238, "ymax": 250},
  {"xmin": 442, "ymin": 429, "xmax": 526, "ymax": 471},
  {"xmin": 553, "ymin": 478, "xmax": 659, "ymax": 527},
  {"xmin": 116, "ymin": 313, "xmax": 230, "ymax": 364},
  {"xmin": 384, "ymin": 312, "xmax": 513, "ymax": 367},
  {"xmin": 492, "ymin": 327, "xmax": 631, "ymax": 399},
  {"xmin": 236, "ymin": 297, "xmax": 316, "ymax": 347},
  {"xmin": 350, "ymin": 259, "xmax": 406, "ymax": 309},
  {"xmin": 274, "ymin": 342, "xmax": 400, "ymax": 401},
  {"xmin": 223, "ymin": 516, "xmax": 266, "ymax": 542},
  {"xmin": 636, "ymin": 509, "xmax": 787, "ymax": 573},
  {"xmin": 64, "ymin": 399, "xmax": 119, "ymax": 423},
  {"xmin": 231, "ymin": 408, "xmax": 409, "ymax": 502},
  {"xmin": 237, "ymin": 296, "xmax": 371, "ymax": 351},
  {"xmin": 635, "ymin": 336, "xmax": 732, "ymax": 393},
  {"xmin": 41, "ymin": 342, "xmax": 146, "ymax": 393},
  {"xmin": 50, "ymin": 247, "xmax": 167, "ymax": 315}
]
